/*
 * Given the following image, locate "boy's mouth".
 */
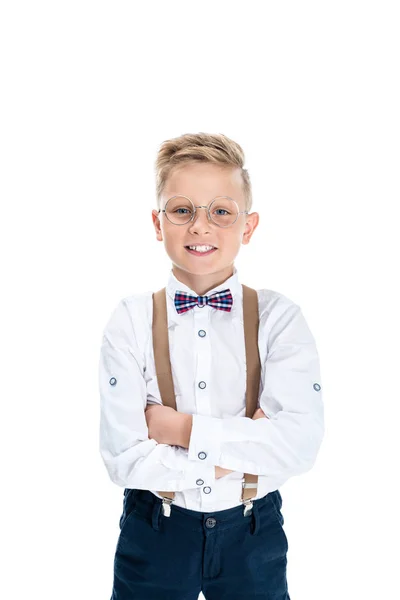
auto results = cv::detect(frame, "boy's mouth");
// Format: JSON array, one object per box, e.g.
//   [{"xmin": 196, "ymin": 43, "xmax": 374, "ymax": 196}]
[{"xmin": 184, "ymin": 245, "xmax": 218, "ymax": 257}]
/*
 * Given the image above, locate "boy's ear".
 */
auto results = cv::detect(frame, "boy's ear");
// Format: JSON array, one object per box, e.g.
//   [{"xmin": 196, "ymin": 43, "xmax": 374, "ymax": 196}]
[
  {"xmin": 242, "ymin": 212, "xmax": 259, "ymax": 245},
  {"xmin": 152, "ymin": 209, "xmax": 163, "ymax": 241}
]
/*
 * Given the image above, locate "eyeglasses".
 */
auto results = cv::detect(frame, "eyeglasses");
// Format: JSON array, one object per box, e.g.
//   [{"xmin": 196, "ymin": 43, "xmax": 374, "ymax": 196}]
[{"xmin": 158, "ymin": 195, "xmax": 248, "ymax": 228}]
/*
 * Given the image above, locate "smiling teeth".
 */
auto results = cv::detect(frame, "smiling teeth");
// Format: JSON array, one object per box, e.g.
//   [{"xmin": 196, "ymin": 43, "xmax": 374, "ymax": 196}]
[{"xmin": 188, "ymin": 245, "xmax": 215, "ymax": 252}]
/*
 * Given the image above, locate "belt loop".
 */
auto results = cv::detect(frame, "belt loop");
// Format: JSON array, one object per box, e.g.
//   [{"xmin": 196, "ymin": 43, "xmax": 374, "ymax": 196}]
[
  {"xmin": 250, "ymin": 501, "xmax": 260, "ymax": 535},
  {"xmin": 151, "ymin": 498, "xmax": 162, "ymax": 531}
]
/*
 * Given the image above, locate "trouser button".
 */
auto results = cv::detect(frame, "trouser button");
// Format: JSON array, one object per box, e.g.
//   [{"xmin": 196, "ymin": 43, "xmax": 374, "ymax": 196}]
[{"xmin": 205, "ymin": 517, "xmax": 216, "ymax": 528}]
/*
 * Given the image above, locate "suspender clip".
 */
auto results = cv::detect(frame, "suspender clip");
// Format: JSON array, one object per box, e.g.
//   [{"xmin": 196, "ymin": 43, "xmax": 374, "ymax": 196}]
[
  {"xmin": 161, "ymin": 496, "xmax": 173, "ymax": 517},
  {"xmin": 241, "ymin": 479, "xmax": 257, "ymax": 516},
  {"xmin": 242, "ymin": 498, "xmax": 253, "ymax": 517}
]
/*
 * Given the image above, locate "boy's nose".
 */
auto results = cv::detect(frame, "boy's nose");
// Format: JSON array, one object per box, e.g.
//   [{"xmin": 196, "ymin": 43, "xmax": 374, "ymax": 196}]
[{"xmin": 190, "ymin": 206, "xmax": 212, "ymax": 227}]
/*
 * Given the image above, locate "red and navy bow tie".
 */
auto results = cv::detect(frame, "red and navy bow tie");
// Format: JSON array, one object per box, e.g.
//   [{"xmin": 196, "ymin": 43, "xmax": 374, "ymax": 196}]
[{"xmin": 174, "ymin": 289, "xmax": 233, "ymax": 314}]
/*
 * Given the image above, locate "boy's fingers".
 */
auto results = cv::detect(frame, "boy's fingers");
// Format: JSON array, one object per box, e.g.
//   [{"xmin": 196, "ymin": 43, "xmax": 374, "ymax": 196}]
[{"xmin": 252, "ymin": 408, "xmax": 268, "ymax": 419}]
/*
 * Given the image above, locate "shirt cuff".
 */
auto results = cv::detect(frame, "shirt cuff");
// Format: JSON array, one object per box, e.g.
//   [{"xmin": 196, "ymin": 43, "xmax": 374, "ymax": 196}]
[{"xmin": 187, "ymin": 413, "xmax": 223, "ymax": 465}]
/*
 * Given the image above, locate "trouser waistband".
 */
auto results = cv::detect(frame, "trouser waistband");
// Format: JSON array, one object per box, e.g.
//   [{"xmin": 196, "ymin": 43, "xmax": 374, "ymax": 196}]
[{"xmin": 126, "ymin": 488, "xmax": 282, "ymax": 535}]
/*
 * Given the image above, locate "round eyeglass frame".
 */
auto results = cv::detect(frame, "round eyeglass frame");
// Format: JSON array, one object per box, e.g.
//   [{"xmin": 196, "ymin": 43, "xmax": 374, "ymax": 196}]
[{"xmin": 157, "ymin": 195, "xmax": 249, "ymax": 228}]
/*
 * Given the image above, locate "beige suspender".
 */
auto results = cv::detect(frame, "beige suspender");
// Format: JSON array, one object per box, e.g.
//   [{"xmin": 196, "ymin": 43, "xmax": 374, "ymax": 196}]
[{"xmin": 151, "ymin": 284, "xmax": 261, "ymax": 517}]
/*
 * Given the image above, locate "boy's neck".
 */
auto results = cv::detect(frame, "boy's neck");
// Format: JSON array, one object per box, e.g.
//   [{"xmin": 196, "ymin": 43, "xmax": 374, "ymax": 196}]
[{"xmin": 172, "ymin": 264, "xmax": 235, "ymax": 296}]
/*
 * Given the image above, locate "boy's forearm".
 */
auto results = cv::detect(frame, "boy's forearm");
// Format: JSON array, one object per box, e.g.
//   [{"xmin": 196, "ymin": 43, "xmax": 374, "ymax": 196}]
[
  {"xmin": 177, "ymin": 408, "xmax": 267, "ymax": 476},
  {"xmin": 177, "ymin": 413, "xmax": 193, "ymax": 448},
  {"xmin": 177, "ymin": 406, "xmax": 267, "ymax": 448}
]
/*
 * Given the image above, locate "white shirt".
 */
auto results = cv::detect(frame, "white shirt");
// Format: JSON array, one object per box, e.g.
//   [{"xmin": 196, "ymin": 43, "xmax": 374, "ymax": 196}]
[{"xmin": 98, "ymin": 265, "xmax": 324, "ymax": 512}]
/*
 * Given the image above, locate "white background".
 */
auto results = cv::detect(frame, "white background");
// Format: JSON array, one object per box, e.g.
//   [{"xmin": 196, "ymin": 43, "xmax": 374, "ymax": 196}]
[{"xmin": 1, "ymin": 1, "xmax": 399, "ymax": 598}]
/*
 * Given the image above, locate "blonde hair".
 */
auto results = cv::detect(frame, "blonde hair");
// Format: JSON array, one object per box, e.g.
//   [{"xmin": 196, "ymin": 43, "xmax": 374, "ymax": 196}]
[{"xmin": 155, "ymin": 132, "xmax": 252, "ymax": 212}]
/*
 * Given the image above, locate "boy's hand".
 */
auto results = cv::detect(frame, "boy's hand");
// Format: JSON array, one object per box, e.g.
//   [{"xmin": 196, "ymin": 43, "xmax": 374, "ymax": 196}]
[
  {"xmin": 253, "ymin": 407, "xmax": 269, "ymax": 420},
  {"xmin": 215, "ymin": 466, "xmax": 235, "ymax": 478},
  {"xmin": 145, "ymin": 404, "xmax": 191, "ymax": 447},
  {"xmin": 215, "ymin": 407, "xmax": 269, "ymax": 479}
]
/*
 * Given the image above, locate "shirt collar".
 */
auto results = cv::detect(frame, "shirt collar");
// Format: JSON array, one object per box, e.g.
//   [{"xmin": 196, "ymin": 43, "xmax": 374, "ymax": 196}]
[{"xmin": 166, "ymin": 264, "xmax": 242, "ymax": 303}]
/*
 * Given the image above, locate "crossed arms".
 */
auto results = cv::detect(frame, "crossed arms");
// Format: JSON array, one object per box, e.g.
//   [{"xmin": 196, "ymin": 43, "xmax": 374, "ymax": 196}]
[{"xmin": 145, "ymin": 404, "xmax": 268, "ymax": 478}]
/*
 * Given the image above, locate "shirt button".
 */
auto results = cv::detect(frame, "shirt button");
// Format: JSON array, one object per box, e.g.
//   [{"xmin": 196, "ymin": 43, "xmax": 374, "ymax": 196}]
[
  {"xmin": 198, "ymin": 451, "xmax": 207, "ymax": 460},
  {"xmin": 109, "ymin": 377, "xmax": 117, "ymax": 386},
  {"xmin": 205, "ymin": 517, "xmax": 216, "ymax": 528},
  {"xmin": 313, "ymin": 383, "xmax": 321, "ymax": 391},
  {"xmin": 198, "ymin": 330, "xmax": 206, "ymax": 337},
  {"xmin": 196, "ymin": 479, "xmax": 204, "ymax": 485},
  {"xmin": 203, "ymin": 487, "xmax": 212, "ymax": 495},
  {"xmin": 198, "ymin": 381, "xmax": 206, "ymax": 389}
]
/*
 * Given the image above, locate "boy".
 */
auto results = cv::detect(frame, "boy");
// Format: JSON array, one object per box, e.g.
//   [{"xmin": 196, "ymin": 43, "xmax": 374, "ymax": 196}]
[{"xmin": 99, "ymin": 132, "xmax": 324, "ymax": 599}]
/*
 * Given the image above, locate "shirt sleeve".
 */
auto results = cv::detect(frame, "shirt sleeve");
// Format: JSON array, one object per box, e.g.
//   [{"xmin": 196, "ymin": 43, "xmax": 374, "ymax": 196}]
[
  {"xmin": 187, "ymin": 301, "xmax": 325, "ymax": 478},
  {"xmin": 99, "ymin": 297, "xmax": 216, "ymax": 491}
]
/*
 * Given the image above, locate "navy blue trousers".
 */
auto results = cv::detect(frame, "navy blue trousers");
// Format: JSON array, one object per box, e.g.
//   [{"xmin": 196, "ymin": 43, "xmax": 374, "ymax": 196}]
[{"xmin": 110, "ymin": 488, "xmax": 290, "ymax": 599}]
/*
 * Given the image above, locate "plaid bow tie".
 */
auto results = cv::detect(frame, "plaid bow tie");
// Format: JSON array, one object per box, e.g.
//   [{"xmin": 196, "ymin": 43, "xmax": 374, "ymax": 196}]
[{"xmin": 174, "ymin": 289, "xmax": 233, "ymax": 314}]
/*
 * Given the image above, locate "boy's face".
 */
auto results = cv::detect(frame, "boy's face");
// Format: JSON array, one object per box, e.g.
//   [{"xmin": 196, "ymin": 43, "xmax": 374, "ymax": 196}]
[{"xmin": 151, "ymin": 162, "xmax": 259, "ymax": 295}]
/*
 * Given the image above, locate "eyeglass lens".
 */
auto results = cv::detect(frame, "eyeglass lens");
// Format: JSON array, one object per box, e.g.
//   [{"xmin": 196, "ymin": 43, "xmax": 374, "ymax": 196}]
[{"xmin": 165, "ymin": 196, "xmax": 238, "ymax": 227}]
